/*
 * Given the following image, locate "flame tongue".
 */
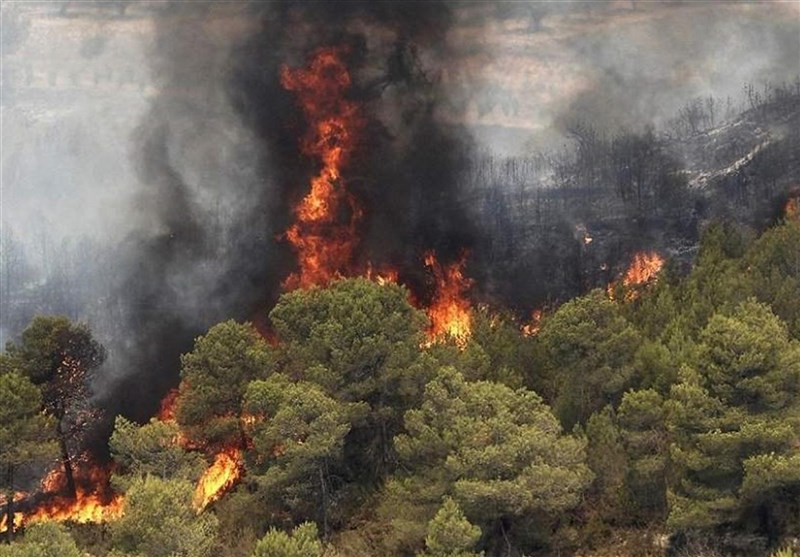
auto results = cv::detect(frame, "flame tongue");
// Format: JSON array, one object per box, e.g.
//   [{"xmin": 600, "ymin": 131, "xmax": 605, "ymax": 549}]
[
  {"xmin": 424, "ymin": 252, "xmax": 474, "ymax": 347},
  {"xmin": 521, "ymin": 309, "xmax": 543, "ymax": 337},
  {"xmin": 193, "ymin": 448, "xmax": 243, "ymax": 511},
  {"xmin": 282, "ymin": 47, "xmax": 365, "ymax": 290}
]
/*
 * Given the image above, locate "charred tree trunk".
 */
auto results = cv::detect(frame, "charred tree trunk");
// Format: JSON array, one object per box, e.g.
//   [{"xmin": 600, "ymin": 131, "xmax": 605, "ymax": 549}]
[{"xmin": 56, "ymin": 420, "xmax": 76, "ymax": 499}]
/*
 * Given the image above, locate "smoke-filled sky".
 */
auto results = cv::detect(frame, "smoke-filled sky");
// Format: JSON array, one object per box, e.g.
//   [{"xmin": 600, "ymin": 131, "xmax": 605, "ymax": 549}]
[
  {"xmin": 1, "ymin": 0, "xmax": 798, "ymax": 416},
  {"xmin": 2, "ymin": 1, "xmax": 798, "ymax": 240}
]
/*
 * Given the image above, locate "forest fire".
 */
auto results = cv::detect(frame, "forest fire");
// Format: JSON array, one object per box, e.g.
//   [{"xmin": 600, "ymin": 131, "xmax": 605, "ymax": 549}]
[
  {"xmin": 280, "ymin": 46, "xmax": 476, "ymax": 347},
  {"xmin": 193, "ymin": 448, "xmax": 243, "ymax": 511},
  {"xmin": 365, "ymin": 263, "xmax": 399, "ymax": 286},
  {"xmin": 623, "ymin": 251, "xmax": 665, "ymax": 288},
  {"xmin": 281, "ymin": 46, "xmax": 365, "ymax": 290},
  {"xmin": 25, "ymin": 488, "xmax": 124, "ymax": 526},
  {"xmin": 423, "ymin": 252, "xmax": 474, "ymax": 347},
  {"xmin": 1, "ymin": 459, "xmax": 123, "ymax": 535},
  {"xmin": 608, "ymin": 251, "xmax": 665, "ymax": 301}
]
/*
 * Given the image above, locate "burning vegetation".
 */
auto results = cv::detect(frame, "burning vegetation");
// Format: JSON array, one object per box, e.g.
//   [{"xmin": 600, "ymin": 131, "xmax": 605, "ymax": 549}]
[
  {"xmin": 152, "ymin": 385, "xmax": 245, "ymax": 511},
  {"xmin": 1, "ymin": 41, "xmax": 692, "ymax": 542},
  {"xmin": 23, "ymin": 462, "xmax": 124, "ymax": 527},
  {"xmin": 4, "ymin": 2, "xmax": 800, "ymax": 555},
  {"xmin": 423, "ymin": 252, "xmax": 474, "ymax": 347},
  {"xmin": 521, "ymin": 309, "xmax": 544, "ymax": 337},
  {"xmin": 280, "ymin": 47, "xmax": 475, "ymax": 347},
  {"xmin": 192, "ymin": 448, "xmax": 243, "ymax": 511},
  {"xmin": 1, "ymin": 457, "xmax": 123, "ymax": 535},
  {"xmin": 607, "ymin": 250, "xmax": 666, "ymax": 301}
]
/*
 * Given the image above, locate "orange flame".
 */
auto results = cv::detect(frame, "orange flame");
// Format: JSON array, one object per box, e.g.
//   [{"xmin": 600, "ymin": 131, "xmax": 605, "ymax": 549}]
[
  {"xmin": 153, "ymin": 388, "xmax": 245, "ymax": 511},
  {"xmin": 1, "ymin": 460, "xmax": 123, "ymax": 534},
  {"xmin": 622, "ymin": 251, "xmax": 665, "ymax": 288},
  {"xmin": 608, "ymin": 251, "xmax": 665, "ymax": 301},
  {"xmin": 25, "ymin": 489, "xmax": 124, "ymax": 526},
  {"xmin": 154, "ymin": 385, "xmax": 199, "ymax": 450},
  {"xmin": 281, "ymin": 46, "xmax": 365, "ymax": 290},
  {"xmin": 193, "ymin": 448, "xmax": 243, "ymax": 511},
  {"xmin": 424, "ymin": 252, "xmax": 473, "ymax": 348}
]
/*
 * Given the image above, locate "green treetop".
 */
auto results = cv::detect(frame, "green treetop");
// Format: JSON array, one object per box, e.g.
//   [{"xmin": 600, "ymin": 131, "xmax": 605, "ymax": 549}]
[{"xmin": 176, "ymin": 320, "xmax": 270, "ymax": 448}]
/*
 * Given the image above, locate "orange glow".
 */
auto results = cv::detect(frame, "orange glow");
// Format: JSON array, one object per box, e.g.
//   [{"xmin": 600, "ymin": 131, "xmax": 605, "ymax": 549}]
[
  {"xmin": 521, "ymin": 309, "xmax": 543, "ymax": 337},
  {"xmin": 608, "ymin": 251, "xmax": 665, "ymax": 301},
  {"xmin": 193, "ymin": 448, "xmax": 243, "ymax": 511},
  {"xmin": 281, "ymin": 46, "xmax": 365, "ymax": 290},
  {"xmin": 424, "ymin": 252, "xmax": 473, "ymax": 348},
  {"xmin": 786, "ymin": 196, "xmax": 799, "ymax": 220},
  {"xmin": 157, "ymin": 388, "xmax": 180, "ymax": 422},
  {"xmin": 0, "ymin": 512, "xmax": 24, "ymax": 534},
  {"xmin": 154, "ymin": 384, "xmax": 199, "ymax": 450}
]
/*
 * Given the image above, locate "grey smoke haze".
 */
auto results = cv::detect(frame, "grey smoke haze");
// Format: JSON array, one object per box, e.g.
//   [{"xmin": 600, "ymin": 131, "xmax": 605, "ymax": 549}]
[
  {"xmin": 438, "ymin": 1, "xmax": 800, "ymax": 153},
  {"xmin": 1, "ymin": 1, "xmax": 798, "ymax": 419}
]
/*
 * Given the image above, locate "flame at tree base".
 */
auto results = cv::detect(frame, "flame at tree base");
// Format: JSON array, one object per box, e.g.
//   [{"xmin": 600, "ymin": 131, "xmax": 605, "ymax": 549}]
[
  {"xmin": 0, "ymin": 460, "xmax": 124, "ymax": 534},
  {"xmin": 25, "ymin": 489, "xmax": 124, "ymax": 526}
]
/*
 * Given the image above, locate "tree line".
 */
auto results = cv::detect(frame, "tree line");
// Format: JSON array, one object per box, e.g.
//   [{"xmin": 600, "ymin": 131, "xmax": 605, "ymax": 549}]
[{"xmin": 1, "ymin": 216, "xmax": 799, "ymax": 556}]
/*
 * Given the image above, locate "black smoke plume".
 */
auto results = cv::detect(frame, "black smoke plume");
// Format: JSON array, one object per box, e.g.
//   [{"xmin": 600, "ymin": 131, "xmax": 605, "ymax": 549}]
[{"xmin": 103, "ymin": 0, "xmax": 478, "ymax": 421}]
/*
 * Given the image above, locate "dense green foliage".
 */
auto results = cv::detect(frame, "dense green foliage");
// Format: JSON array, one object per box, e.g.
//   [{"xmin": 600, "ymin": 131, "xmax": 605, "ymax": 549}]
[
  {"xmin": 250, "ymin": 523, "xmax": 332, "ymax": 557},
  {"xmin": 418, "ymin": 498, "xmax": 483, "ymax": 557},
  {"xmin": 109, "ymin": 416, "xmax": 204, "ymax": 486},
  {"xmin": 176, "ymin": 320, "xmax": 270, "ymax": 448},
  {"xmin": 1, "ymin": 219, "xmax": 799, "ymax": 556},
  {"xmin": 110, "ymin": 476, "xmax": 218, "ymax": 557},
  {"xmin": 0, "ymin": 522, "xmax": 83, "ymax": 557}
]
